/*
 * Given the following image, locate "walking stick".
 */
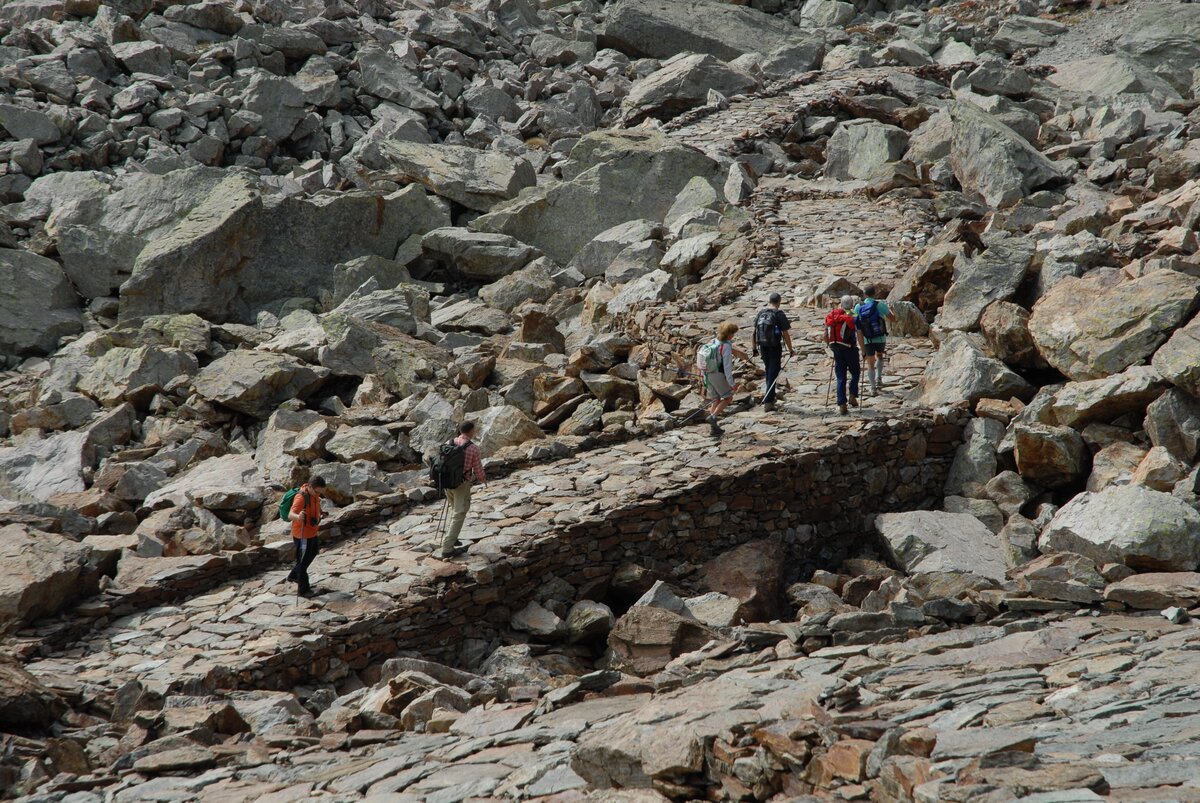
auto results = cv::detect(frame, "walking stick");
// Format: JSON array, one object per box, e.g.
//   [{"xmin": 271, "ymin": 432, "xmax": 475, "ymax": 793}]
[
  {"xmin": 432, "ymin": 493, "xmax": 450, "ymax": 553},
  {"xmin": 758, "ymin": 353, "xmax": 794, "ymax": 407},
  {"xmin": 824, "ymin": 357, "xmax": 834, "ymax": 409}
]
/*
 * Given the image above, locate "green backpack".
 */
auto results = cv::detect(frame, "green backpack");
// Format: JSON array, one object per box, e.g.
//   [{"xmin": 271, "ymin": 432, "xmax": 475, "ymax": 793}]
[{"xmin": 278, "ymin": 488, "xmax": 308, "ymax": 521}]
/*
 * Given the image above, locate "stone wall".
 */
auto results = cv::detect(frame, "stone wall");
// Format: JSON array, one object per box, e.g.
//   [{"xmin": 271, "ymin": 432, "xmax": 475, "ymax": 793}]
[{"xmin": 232, "ymin": 410, "xmax": 964, "ymax": 692}]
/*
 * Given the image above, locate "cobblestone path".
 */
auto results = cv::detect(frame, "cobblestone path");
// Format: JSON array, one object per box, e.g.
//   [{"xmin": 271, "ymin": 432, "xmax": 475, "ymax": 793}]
[{"xmin": 15, "ymin": 72, "xmax": 945, "ymax": 703}]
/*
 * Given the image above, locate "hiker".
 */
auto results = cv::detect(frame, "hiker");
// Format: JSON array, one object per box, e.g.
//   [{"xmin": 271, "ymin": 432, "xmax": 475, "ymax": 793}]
[
  {"xmin": 286, "ymin": 475, "xmax": 326, "ymax": 596},
  {"xmin": 752, "ymin": 292, "xmax": 795, "ymax": 412},
  {"xmin": 854, "ymin": 285, "xmax": 896, "ymax": 395},
  {"xmin": 438, "ymin": 420, "xmax": 486, "ymax": 559},
  {"xmin": 825, "ymin": 295, "xmax": 860, "ymax": 415},
  {"xmin": 697, "ymin": 321, "xmax": 747, "ymax": 437}
]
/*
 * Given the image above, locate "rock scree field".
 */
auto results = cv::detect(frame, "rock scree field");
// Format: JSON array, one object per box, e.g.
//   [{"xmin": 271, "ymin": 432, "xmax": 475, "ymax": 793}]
[{"xmin": 3, "ymin": 0, "xmax": 1200, "ymax": 800}]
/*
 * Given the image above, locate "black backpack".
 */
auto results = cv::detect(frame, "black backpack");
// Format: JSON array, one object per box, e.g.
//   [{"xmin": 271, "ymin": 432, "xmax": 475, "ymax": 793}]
[
  {"xmin": 755, "ymin": 309, "xmax": 781, "ymax": 349},
  {"xmin": 429, "ymin": 440, "xmax": 467, "ymax": 491}
]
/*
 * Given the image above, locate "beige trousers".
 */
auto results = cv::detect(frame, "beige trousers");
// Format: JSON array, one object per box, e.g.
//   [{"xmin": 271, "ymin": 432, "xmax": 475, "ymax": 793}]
[{"xmin": 440, "ymin": 480, "xmax": 472, "ymax": 553}]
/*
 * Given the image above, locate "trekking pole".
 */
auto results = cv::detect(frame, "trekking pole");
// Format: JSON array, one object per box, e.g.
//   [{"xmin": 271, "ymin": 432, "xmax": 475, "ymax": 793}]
[
  {"xmin": 824, "ymin": 357, "xmax": 834, "ymax": 409},
  {"xmin": 758, "ymin": 353, "xmax": 794, "ymax": 408},
  {"xmin": 432, "ymin": 493, "xmax": 449, "ymax": 552}
]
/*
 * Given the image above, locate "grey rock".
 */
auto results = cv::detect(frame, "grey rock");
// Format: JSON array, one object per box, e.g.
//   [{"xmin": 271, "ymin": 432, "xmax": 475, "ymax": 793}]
[
  {"xmin": 365, "ymin": 141, "xmax": 537, "ymax": 212},
  {"xmin": 936, "ymin": 237, "xmax": 1034, "ymax": 332},
  {"xmin": 825, "ymin": 120, "xmax": 909, "ymax": 182},
  {"xmin": 423, "ymin": 228, "xmax": 539, "ymax": 281},
  {"xmin": 875, "ymin": 511, "xmax": 1008, "ymax": 582},
  {"xmin": 78, "ymin": 346, "xmax": 198, "ymax": 406},
  {"xmin": 0, "ymin": 525, "xmax": 99, "ymax": 633},
  {"xmin": 1049, "ymin": 55, "xmax": 1180, "ymax": 98},
  {"xmin": 476, "ymin": 130, "xmax": 723, "ymax": 264},
  {"xmin": 1145, "ymin": 389, "xmax": 1200, "ymax": 464},
  {"xmin": 919, "ymin": 332, "xmax": 1034, "ymax": 407},
  {"xmin": 799, "ymin": 0, "xmax": 855, "ymax": 26},
  {"xmin": 357, "ymin": 47, "xmax": 440, "ymax": 113},
  {"xmin": 192, "ymin": 351, "xmax": 329, "ymax": 418},
  {"xmin": 623, "ymin": 53, "xmax": 757, "ymax": 125},
  {"xmin": 569, "ymin": 220, "xmax": 664, "ymax": 280},
  {"xmin": 1031, "ymin": 271, "xmax": 1200, "ymax": 381},
  {"xmin": 0, "ymin": 103, "xmax": 61, "ymax": 145},
  {"xmin": 600, "ymin": 0, "xmax": 801, "ymax": 60},
  {"xmin": 949, "ymin": 100, "xmax": 1062, "ymax": 208},
  {"xmin": 479, "ymin": 263, "xmax": 556, "ymax": 312},
  {"xmin": 1040, "ymin": 485, "xmax": 1200, "ymax": 571},
  {"xmin": 0, "ymin": 249, "xmax": 83, "ymax": 358},
  {"xmin": 1114, "ymin": 3, "xmax": 1200, "ymax": 94},
  {"xmin": 1152, "ymin": 314, "xmax": 1200, "ymax": 399}
]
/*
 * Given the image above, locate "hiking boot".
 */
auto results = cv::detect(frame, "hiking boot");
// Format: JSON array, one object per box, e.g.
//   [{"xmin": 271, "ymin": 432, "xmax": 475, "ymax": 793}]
[
  {"xmin": 436, "ymin": 546, "xmax": 467, "ymax": 560},
  {"xmin": 839, "ymin": 403, "xmax": 848, "ymax": 415},
  {"xmin": 763, "ymin": 402, "xmax": 776, "ymax": 412},
  {"xmin": 849, "ymin": 396, "xmax": 859, "ymax": 408},
  {"xmin": 708, "ymin": 415, "xmax": 723, "ymax": 437}
]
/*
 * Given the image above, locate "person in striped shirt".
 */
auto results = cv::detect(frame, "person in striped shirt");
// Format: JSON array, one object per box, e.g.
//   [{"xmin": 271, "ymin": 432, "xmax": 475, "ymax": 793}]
[{"xmin": 438, "ymin": 420, "xmax": 486, "ymax": 559}]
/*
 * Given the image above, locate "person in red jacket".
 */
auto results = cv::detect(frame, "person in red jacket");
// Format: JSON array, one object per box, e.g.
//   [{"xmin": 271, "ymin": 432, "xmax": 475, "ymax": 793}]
[{"xmin": 286, "ymin": 475, "xmax": 326, "ymax": 596}]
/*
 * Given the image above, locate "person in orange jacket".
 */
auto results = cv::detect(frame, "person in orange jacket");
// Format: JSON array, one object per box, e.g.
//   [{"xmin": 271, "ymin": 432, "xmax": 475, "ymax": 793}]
[{"xmin": 286, "ymin": 475, "xmax": 326, "ymax": 596}]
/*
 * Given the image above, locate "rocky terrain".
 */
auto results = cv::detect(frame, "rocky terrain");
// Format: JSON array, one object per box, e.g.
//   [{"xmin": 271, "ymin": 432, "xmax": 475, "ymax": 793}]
[{"xmin": 3, "ymin": 0, "xmax": 1200, "ymax": 800}]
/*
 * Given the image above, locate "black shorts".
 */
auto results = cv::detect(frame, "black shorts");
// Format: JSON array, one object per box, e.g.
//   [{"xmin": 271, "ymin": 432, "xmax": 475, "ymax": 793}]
[{"xmin": 863, "ymin": 342, "xmax": 886, "ymax": 357}]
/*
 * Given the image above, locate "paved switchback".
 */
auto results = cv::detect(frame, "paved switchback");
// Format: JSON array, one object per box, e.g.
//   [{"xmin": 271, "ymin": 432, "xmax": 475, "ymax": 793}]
[{"xmin": 15, "ymin": 71, "xmax": 946, "ymax": 702}]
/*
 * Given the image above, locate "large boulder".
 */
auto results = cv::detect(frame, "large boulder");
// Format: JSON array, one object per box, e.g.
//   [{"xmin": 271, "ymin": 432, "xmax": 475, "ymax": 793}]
[
  {"xmin": 0, "ymin": 657, "xmax": 66, "ymax": 731},
  {"xmin": 945, "ymin": 417, "xmax": 1006, "ymax": 497},
  {"xmin": 421, "ymin": 228, "xmax": 539, "ymax": 282},
  {"xmin": 568, "ymin": 220, "xmax": 663, "ymax": 280},
  {"xmin": 888, "ymin": 242, "xmax": 960, "ymax": 314},
  {"xmin": 700, "ymin": 539, "xmax": 786, "ymax": 622},
  {"xmin": 0, "ymin": 525, "xmax": 101, "ymax": 633},
  {"xmin": 623, "ymin": 54, "xmax": 757, "ymax": 125},
  {"xmin": 825, "ymin": 120, "xmax": 909, "ymax": 181},
  {"xmin": 363, "ymin": 141, "xmax": 536, "ymax": 211},
  {"xmin": 607, "ymin": 605, "xmax": 718, "ymax": 676},
  {"xmin": 78, "ymin": 346, "xmax": 199, "ymax": 406},
  {"xmin": 36, "ymin": 167, "xmax": 448, "ymax": 322},
  {"xmin": 1048, "ymin": 55, "xmax": 1180, "ymax": 98},
  {"xmin": 474, "ymin": 130, "xmax": 724, "ymax": 264},
  {"xmin": 472, "ymin": 405, "xmax": 544, "ymax": 456},
  {"xmin": 936, "ymin": 237, "xmax": 1034, "ymax": 332},
  {"xmin": 1039, "ymin": 485, "xmax": 1200, "ymax": 571},
  {"xmin": 0, "ymin": 431, "xmax": 90, "ymax": 503},
  {"xmin": 1151, "ymin": 315, "xmax": 1200, "ymax": 398},
  {"xmin": 479, "ymin": 263, "xmax": 556, "ymax": 312},
  {"xmin": 948, "ymin": 100, "xmax": 1062, "ymax": 208},
  {"xmin": 132, "ymin": 181, "xmax": 444, "ymax": 321},
  {"xmin": 599, "ymin": 0, "xmax": 800, "ymax": 60},
  {"xmin": 255, "ymin": 408, "xmax": 331, "ymax": 486},
  {"xmin": 1012, "ymin": 422, "xmax": 1089, "ymax": 489},
  {"xmin": 980, "ymin": 301, "xmax": 1044, "ymax": 370},
  {"xmin": 193, "ymin": 351, "xmax": 329, "ymax": 418},
  {"xmin": 1048, "ymin": 366, "xmax": 1166, "ymax": 428},
  {"xmin": 918, "ymin": 332, "xmax": 1034, "ymax": 407},
  {"xmin": 1145, "ymin": 389, "xmax": 1200, "ymax": 464},
  {"xmin": 0, "ymin": 248, "xmax": 83, "ymax": 358},
  {"xmin": 1030, "ymin": 271, "xmax": 1200, "ymax": 381},
  {"xmin": 1114, "ymin": 3, "xmax": 1200, "ymax": 94},
  {"xmin": 875, "ymin": 511, "xmax": 1008, "ymax": 582},
  {"xmin": 143, "ymin": 454, "xmax": 264, "ymax": 513}
]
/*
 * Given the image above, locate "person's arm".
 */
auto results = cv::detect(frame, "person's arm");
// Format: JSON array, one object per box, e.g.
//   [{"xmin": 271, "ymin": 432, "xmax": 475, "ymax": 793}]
[
  {"xmin": 723, "ymin": 345, "xmax": 735, "ymax": 384},
  {"xmin": 880, "ymin": 300, "xmax": 896, "ymax": 321},
  {"xmin": 780, "ymin": 314, "xmax": 794, "ymax": 354},
  {"xmin": 751, "ymin": 324, "xmax": 758, "ymax": 356},
  {"xmin": 289, "ymin": 492, "xmax": 305, "ymax": 524}
]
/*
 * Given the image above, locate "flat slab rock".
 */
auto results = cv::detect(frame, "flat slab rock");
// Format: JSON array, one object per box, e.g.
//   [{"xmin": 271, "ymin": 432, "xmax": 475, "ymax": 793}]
[{"xmin": 874, "ymin": 510, "xmax": 1009, "ymax": 581}]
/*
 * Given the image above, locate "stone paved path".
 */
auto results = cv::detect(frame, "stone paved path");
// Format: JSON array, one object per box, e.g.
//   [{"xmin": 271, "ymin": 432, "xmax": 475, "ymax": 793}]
[{"xmin": 14, "ymin": 72, "xmax": 943, "ymax": 705}]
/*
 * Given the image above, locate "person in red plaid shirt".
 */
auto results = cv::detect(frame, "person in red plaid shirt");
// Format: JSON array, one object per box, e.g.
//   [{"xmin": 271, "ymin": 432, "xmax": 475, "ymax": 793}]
[{"xmin": 438, "ymin": 420, "xmax": 486, "ymax": 558}]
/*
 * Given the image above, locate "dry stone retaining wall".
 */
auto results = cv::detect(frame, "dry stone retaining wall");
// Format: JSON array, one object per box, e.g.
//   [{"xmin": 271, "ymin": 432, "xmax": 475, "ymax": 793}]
[{"xmin": 236, "ymin": 411, "xmax": 964, "ymax": 692}]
